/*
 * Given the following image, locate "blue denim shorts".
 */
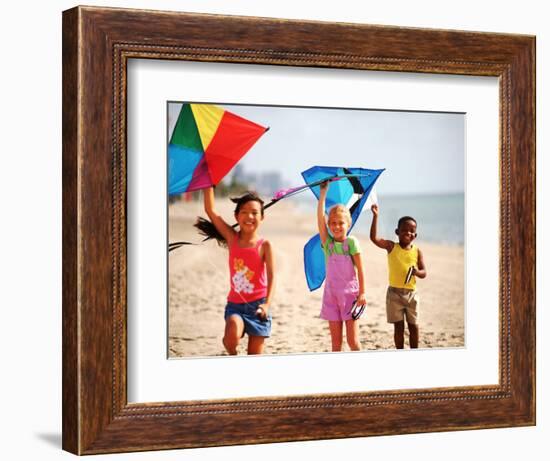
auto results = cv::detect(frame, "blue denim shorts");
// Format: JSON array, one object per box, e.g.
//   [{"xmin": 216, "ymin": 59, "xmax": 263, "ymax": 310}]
[{"xmin": 224, "ymin": 298, "xmax": 272, "ymax": 337}]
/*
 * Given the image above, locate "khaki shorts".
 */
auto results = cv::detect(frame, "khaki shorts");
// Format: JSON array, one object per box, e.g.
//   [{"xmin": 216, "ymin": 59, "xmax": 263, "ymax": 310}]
[{"xmin": 386, "ymin": 287, "xmax": 419, "ymax": 325}]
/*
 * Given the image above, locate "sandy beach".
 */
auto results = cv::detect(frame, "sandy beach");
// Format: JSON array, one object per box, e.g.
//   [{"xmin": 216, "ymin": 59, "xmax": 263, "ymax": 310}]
[{"xmin": 168, "ymin": 199, "xmax": 464, "ymax": 357}]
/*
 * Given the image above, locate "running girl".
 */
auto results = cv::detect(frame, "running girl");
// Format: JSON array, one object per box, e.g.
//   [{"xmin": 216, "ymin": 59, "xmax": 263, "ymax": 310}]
[{"xmin": 199, "ymin": 186, "xmax": 275, "ymax": 355}]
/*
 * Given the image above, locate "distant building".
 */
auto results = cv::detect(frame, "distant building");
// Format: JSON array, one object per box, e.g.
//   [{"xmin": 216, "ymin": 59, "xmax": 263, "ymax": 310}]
[
  {"xmin": 256, "ymin": 171, "xmax": 284, "ymax": 196},
  {"xmin": 226, "ymin": 164, "xmax": 286, "ymax": 197},
  {"xmin": 231, "ymin": 164, "xmax": 246, "ymax": 185}
]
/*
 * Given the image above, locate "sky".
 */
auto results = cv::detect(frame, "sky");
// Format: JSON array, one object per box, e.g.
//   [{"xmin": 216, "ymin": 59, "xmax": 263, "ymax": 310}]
[{"xmin": 168, "ymin": 102, "xmax": 464, "ymax": 197}]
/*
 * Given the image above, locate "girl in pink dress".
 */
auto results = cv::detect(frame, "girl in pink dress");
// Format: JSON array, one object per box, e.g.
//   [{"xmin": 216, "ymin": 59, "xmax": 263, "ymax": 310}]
[
  {"xmin": 200, "ymin": 186, "xmax": 275, "ymax": 355},
  {"xmin": 317, "ymin": 181, "xmax": 366, "ymax": 352}
]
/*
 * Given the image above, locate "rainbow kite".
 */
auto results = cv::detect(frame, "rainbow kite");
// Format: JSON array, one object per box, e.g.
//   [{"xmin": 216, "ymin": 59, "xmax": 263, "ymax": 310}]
[{"xmin": 168, "ymin": 103, "xmax": 269, "ymax": 195}]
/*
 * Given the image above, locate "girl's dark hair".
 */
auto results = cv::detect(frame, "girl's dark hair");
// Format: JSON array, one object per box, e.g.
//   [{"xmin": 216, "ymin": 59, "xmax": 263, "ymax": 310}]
[
  {"xmin": 194, "ymin": 191, "xmax": 264, "ymax": 248},
  {"xmin": 194, "ymin": 217, "xmax": 228, "ymax": 247},
  {"xmin": 231, "ymin": 191, "xmax": 265, "ymax": 217}
]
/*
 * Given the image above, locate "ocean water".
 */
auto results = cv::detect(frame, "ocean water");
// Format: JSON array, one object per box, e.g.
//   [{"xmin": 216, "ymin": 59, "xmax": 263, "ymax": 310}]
[
  {"xmin": 355, "ymin": 193, "xmax": 465, "ymax": 246},
  {"xmin": 295, "ymin": 192, "xmax": 465, "ymax": 246}
]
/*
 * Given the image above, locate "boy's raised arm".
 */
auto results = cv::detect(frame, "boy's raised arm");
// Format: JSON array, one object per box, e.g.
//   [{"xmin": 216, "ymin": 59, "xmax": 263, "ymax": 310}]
[
  {"xmin": 370, "ymin": 204, "xmax": 393, "ymax": 252},
  {"xmin": 317, "ymin": 181, "xmax": 329, "ymax": 245},
  {"xmin": 203, "ymin": 186, "xmax": 236, "ymax": 243}
]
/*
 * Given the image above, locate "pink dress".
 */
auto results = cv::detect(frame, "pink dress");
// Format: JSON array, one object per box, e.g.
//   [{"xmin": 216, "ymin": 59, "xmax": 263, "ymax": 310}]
[{"xmin": 320, "ymin": 239, "xmax": 359, "ymax": 321}]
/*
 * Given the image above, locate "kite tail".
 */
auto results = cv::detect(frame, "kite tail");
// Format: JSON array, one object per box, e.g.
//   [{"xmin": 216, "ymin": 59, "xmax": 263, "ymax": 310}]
[{"xmin": 194, "ymin": 217, "xmax": 228, "ymax": 248}]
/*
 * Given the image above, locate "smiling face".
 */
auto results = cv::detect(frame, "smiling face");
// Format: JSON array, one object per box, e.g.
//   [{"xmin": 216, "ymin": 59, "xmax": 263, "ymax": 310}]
[
  {"xmin": 328, "ymin": 207, "xmax": 351, "ymax": 241},
  {"xmin": 235, "ymin": 200, "xmax": 264, "ymax": 234},
  {"xmin": 396, "ymin": 219, "xmax": 417, "ymax": 247}
]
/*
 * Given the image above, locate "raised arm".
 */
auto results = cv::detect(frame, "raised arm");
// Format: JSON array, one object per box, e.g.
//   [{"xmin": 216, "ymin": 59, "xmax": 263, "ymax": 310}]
[
  {"xmin": 317, "ymin": 181, "xmax": 329, "ymax": 245},
  {"xmin": 370, "ymin": 204, "xmax": 394, "ymax": 252},
  {"xmin": 203, "ymin": 187, "xmax": 236, "ymax": 243}
]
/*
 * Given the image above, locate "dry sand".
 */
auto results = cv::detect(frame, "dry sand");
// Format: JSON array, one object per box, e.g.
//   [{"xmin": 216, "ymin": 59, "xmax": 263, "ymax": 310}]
[{"xmin": 168, "ymin": 199, "xmax": 464, "ymax": 357}]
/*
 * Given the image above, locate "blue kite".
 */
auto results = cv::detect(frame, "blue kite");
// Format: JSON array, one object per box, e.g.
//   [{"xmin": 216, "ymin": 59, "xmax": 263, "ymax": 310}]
[{"xmin": 300, "ymin": 165, "xmax": 384, "ymax": 291}]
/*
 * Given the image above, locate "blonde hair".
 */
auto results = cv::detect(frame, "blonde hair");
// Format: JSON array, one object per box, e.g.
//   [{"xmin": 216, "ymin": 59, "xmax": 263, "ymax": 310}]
[{"xmin": 327, "ymin": 204, "xmax": 352, "ymax": 226}]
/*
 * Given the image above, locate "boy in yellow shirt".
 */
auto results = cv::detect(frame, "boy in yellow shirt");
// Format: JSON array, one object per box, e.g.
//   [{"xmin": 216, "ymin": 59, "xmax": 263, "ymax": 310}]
[{"xmin": 370, "ymin": 204, "xmax": 427, "ymax": 349}]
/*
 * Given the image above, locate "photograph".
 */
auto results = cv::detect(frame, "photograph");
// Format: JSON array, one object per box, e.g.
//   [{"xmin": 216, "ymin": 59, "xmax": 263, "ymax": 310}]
[{"xmin": 167, "ymin": 102, "xmax": 465, "ymax": 358}]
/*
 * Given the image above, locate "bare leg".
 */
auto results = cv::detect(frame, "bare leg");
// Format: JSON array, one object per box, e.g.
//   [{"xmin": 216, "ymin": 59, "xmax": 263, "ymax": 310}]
[
  {"xmin": 247, "ymin": 335, "xmax": 266, "ymax": 355},
  {"xmin": 223, "ymin": 315, "xmax": 244, "ymax": 355},
  {"xmin": 328, "ymin": 321, "xmax": 344, "ymax": 352},
  {"xmin": 345, "ymin": 319, "xmax": 361, "ymax": 351},
  {"xmin": 394, "ymin": 320, "xmax": 405, "ymax": 349},
  {"xmin": 408, "ymin": 323, "xmax": 419, "ymax": 348}
]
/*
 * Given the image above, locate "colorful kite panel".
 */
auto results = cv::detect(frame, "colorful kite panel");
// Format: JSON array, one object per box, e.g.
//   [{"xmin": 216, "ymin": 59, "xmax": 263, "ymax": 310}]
[{"xmin": 168, "ymin": 103, "xmax": 268, "ymax": 195}]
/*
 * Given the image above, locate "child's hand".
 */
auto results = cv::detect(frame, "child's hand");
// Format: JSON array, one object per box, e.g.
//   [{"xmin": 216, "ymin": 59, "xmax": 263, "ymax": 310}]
[
  {"xmin": 356, "ymin": 293, "xmax": 367, "ymax": 306},
  {"xmin": 371, "ymin": 204, "xmax": 379, "ymax": 216},
  {"xmin": 256, "ymin": 304, "xmax": 269, "ymax": 322},
  {"xmin": 319, "ymin": 180, "xmax": 329, "ymax": 192}
]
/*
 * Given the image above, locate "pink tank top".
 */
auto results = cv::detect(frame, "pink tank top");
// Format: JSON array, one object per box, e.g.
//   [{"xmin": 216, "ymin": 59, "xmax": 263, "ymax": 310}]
[{"xmin": 227, "ymin": 235, "xmax": 268, "ymax": 303}]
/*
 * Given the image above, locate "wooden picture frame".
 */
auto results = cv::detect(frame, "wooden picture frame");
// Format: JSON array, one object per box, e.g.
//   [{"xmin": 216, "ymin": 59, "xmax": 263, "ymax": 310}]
[{"xmin": 62, "ymin": 6, "xmax": 535, "ymax": 455}]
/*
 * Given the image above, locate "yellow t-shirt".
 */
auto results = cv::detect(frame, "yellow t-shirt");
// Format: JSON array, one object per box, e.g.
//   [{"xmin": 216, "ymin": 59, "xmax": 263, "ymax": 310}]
[{"xmin": 388, "ymin": 243, "xmax": 418, "ymax": 290}]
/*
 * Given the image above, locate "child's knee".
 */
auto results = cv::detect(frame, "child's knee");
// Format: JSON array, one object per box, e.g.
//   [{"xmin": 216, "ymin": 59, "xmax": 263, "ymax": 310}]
[
  {"xmin": 394, "ymin": 320, "xmax": 405, "ymax": 333},
  {"xmin": 224, "ymin": 330, "xmax": 238, "ymax": 346},
  {"xmin": 225, "ymin": 315, "xmax": 244, "ymax": 336}
]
